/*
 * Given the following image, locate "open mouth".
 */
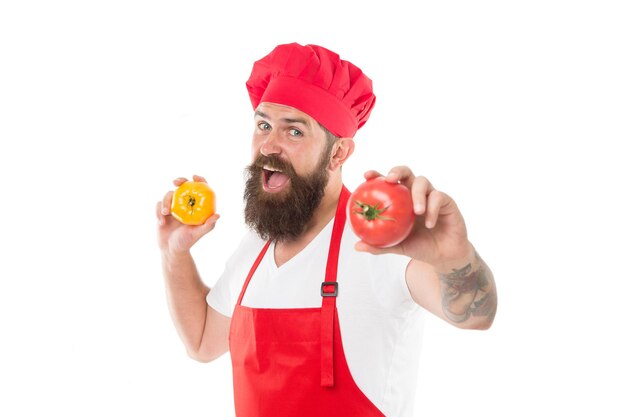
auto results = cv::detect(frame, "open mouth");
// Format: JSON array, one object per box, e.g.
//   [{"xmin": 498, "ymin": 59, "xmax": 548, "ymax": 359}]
[{"xmin": 262, "ymin": 166, "xmax": 291, "ymax": 193}]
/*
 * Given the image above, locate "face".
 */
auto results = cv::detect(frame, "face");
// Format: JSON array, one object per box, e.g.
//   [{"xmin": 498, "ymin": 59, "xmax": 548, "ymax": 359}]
[
  {"xmin": 252, "ymin": 102, "xmax": 329, "ymax": 184},
  {"xmin": 244, "ymin": 102, "xmax": 335, "ymax": 242}
]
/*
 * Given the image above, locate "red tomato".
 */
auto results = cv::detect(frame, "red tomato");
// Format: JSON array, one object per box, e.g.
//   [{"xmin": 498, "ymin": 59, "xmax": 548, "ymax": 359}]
[{"xmin": 348, "ymin": 177, "xmax": 416, "ymax": 248}]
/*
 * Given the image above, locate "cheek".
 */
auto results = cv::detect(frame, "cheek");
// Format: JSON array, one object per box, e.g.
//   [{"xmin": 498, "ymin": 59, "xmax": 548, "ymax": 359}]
[
  {"xmin": 292, "ymin": 152, "xmax": 320, "ymax": 176},
  {"xmin": 251, "ymin": 135, "xmax": 263, "ymax": 160}
]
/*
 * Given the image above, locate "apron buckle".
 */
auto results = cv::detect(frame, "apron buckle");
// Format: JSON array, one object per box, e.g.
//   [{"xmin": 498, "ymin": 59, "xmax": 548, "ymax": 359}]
[{"xmin": 321, "ymin": 282, "xmax": 338, "ymax": 297}]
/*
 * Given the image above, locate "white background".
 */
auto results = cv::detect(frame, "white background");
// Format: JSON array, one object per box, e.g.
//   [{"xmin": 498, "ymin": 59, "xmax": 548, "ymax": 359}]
[{"xmin": 1, "ymin": 1, "xmax": 625, "ymax": 416}]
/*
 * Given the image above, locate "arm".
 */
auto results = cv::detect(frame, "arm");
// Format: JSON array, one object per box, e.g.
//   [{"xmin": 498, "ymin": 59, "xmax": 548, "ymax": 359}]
[
  {"xmin": 157, "ymin": 175, "xmax": 230, "ymax": 362},
  {"xmin": 355, "ymin": 167, "xmax": 497, "ymax": 330},
  {"xmin": 161, "ymin": 250, "xmax": 231, "ymax": 362},
  {"xmin": 406, "ymin": 248, "xmax": 497, "ymax": 330}
]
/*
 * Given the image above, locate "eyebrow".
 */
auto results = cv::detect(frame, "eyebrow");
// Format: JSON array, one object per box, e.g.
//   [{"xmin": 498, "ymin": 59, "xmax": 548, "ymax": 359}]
[{"xmin": 255, "ymin": 110, "xmax": 311, "ymax": 129}]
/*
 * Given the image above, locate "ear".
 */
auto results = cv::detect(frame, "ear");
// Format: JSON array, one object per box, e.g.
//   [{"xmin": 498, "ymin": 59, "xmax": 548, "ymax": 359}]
[{"xmin": 329, "ymin": 138, "xmax": 355, "ymax": 171}]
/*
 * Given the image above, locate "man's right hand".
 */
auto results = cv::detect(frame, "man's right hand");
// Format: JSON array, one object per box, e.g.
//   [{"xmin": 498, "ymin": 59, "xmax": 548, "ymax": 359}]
[{"xmin": 156, "ymin": 174, "xmax": 220, "ymax": 255}]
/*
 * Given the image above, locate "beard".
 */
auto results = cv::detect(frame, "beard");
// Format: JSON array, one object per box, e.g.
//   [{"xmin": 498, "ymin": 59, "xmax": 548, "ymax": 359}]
[{"xmin": 244, "ymin": 149, "xmax": 332, "ymax": 242}]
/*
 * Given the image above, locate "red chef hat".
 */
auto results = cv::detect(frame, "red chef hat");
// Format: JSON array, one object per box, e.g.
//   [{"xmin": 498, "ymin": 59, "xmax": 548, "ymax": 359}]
[{"xmin": 246, "ymin": 43, "xmax": 376, "ymax": 138}]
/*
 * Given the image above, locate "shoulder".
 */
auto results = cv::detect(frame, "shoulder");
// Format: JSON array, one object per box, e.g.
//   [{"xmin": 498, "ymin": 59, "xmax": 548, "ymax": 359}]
[
  {"xmin": 221, "ymin": 229, "xmax": 268, "ymax": 285},
  {"xmin": 225, "ymin": 229, "xmax": 267, "ymax": 266},
  {"xmin": 339, "ymin": 224, "xmax": 417, "ymax": 313},
  {"xmin": 206, "ymin": 229, "xmax": 267, "ymax": 317},
  {"xmin": 341, "ymin": 223, "xmax": 410, "ymax": 269}
]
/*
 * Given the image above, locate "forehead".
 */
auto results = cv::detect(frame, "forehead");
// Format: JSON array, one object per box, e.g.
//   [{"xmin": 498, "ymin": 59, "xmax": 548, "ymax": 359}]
[{"xmin": 255, "ymin": 102, "xmax": 316, "ymax": 125}]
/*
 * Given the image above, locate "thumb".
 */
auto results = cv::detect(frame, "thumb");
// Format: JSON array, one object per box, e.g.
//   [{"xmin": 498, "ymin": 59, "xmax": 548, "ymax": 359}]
[
  {"xmin": 354, "ymin": 240, "xmax": 396, "ymax": 255},
  {"xmin": 192, "ymin": 214, "xmax": 220, "ymax": 239}
]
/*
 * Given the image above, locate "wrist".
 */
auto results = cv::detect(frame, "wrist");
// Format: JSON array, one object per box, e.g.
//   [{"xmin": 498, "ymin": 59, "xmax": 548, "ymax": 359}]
[
  {"xmin": 161, "ymin": 247, "xmax": 193, "ymax": 265},
  {"xmin": 432, "ymin": 241, "xmax": 476, "ymax": 274}
]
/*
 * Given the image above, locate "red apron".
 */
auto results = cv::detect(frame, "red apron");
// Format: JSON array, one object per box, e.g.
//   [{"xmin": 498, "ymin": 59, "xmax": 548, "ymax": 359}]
[{"xmin": 229, "ymin": 185, "xmax": 385, "ymax": 417}]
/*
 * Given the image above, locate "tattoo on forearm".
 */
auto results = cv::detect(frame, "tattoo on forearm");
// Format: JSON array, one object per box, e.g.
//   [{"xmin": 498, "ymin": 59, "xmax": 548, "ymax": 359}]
[{"xmin": 439, "ymin": 253, "xmax": 497, "ymax": 324}]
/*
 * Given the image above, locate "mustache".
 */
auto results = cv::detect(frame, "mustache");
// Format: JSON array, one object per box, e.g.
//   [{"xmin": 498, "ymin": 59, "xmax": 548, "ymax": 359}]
[{"xmin": 249, "ymin": 154, "xmax": 297, "ymax": 178}]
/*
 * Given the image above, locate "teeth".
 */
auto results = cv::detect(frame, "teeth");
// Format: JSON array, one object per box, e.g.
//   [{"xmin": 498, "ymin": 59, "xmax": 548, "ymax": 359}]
[{"xmin": 263, "ymin": 165, "xmax": 282, "ymax": 172}]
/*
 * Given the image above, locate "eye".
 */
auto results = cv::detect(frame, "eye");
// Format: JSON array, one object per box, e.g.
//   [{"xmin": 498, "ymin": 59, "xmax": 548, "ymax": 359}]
[
  {"xmin": 257, "ymin": 121, "xmax": 271, "ymax": 131},
  {"xmin": 288, "ymin": 128, "xmax": 303, "ymax": 137}
]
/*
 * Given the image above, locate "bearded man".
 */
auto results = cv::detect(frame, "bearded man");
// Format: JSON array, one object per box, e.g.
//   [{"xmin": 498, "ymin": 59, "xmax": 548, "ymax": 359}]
[{"xmin": 156, "ymin": 43, "xmax": 497, "ymax": 417}]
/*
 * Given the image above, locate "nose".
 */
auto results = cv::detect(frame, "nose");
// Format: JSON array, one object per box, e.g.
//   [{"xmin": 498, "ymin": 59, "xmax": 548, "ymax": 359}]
[{"xmin": 259, "ymin": 129, "xmax": 282, "ymax": 157}]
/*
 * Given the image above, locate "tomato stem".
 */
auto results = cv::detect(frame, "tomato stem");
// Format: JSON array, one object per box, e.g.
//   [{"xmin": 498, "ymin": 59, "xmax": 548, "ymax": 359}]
[{"xmin": 353, "ymin": 201, "xmax": 396, "ymax": 222}]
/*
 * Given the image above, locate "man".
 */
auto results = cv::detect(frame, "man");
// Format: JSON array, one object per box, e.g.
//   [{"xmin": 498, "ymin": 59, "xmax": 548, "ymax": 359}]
[{"xmin": 156, "ymin": 43, "xmax": 497, "ymax": 417}]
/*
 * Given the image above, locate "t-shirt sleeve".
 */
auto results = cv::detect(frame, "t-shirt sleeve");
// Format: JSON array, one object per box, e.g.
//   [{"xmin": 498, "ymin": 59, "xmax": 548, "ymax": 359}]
[
  {"xmin": 370, "ymin": 252, "xmax": 416, "ymax": 313},
  {"xmin": 206, "ymin": 260, "xmax": 235, "ymax": 318},
  {"xmin": 206, "ymin": 231, "xmax": 265, "ymax": 318}
]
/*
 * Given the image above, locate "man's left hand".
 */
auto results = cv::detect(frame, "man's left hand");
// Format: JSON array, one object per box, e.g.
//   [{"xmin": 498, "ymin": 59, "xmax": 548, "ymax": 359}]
[{"xmin": 355, "ymin": 166, "xmax": 474, "ymax": 270}]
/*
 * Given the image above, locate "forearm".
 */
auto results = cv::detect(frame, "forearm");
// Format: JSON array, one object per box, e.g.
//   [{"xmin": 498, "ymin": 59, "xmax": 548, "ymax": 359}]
[
  {"xmin": 161, "ymin": 250, "xmax": 210, "ymax": 355},
  {"xmin": 436, "ymin": 248, "xmax": 497, "ymax": 330}
]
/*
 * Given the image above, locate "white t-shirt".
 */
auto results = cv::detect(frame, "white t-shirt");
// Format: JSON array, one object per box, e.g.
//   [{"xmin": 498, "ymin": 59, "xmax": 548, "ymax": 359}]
[{"xmin": 207, "ymin": 218, "xmax": 425, "ymax": 417}]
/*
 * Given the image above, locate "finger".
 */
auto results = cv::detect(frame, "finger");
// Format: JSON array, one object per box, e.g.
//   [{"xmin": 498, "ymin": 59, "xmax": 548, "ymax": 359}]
[
  {"xmin": 424, "ymin": 190, "xmax": 450, "ymax": 229},
  {"xmin": 192, "ymin": 174, "xmax": 207, "ymax": 183},
  {"xmin": 161, "ymin": 190, "xmax": 174, "ymax": 215},
  {"xmin": 363, "ymin": 170, "xmax": 383, "ymax": 180},
  {"xmin": 156, "ymin": 201, "xmax": 167, "ymax": 226},
  {"xmin": 412, "ymin": 175, "xmax": 435, "ymax": 215},
  {"xmin": 386, "ymin": 166, "xmax": 415, "ymax": 184},
  {"xmin": 173, "ymin": 177, "xmax": 188, "ymax": 186},
  {"xmin": 192, "ymin": 214, "xmax": 220, "ymax": 239}
]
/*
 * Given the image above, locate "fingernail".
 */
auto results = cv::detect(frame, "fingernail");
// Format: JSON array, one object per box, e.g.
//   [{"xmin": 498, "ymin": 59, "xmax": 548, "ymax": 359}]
[
  {"xmin": 161, "ymin": 209, "xmax": 167, "ymax": 215},
  {"xmin": 414, "ymin": 204, "xmax": 423, "ymax": 213}
]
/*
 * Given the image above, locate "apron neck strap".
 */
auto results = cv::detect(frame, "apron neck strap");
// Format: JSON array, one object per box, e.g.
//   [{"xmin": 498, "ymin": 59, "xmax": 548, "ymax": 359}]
[
  {"xmin": 320, "ymin": 184, "xmax": 351, "ymax": 387},
  {"xmin": 323, "ymin": 184, "xmax": 351, "ymax": 286}
]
